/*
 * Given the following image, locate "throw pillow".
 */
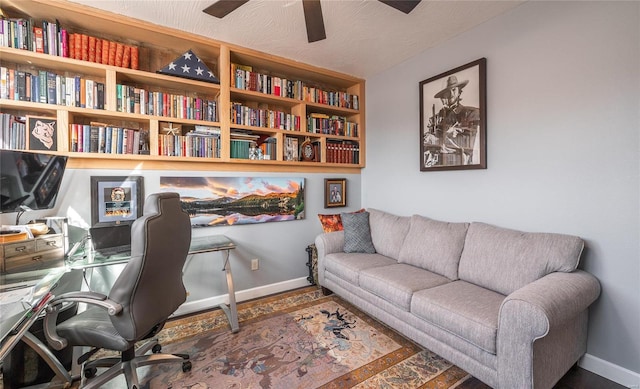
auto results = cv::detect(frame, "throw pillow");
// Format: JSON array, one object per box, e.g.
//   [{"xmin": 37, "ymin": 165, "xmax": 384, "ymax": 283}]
[
  {"xmin": 317, "ymin": 213, "xmax": 343, "ymax": 232},
  {"xmin": 317, "ymin": 209, "xmax": 365, "ymax": 233},
  {"xmin": 342, "ymin": 211, "xmax": 376, "ymax": 254}
]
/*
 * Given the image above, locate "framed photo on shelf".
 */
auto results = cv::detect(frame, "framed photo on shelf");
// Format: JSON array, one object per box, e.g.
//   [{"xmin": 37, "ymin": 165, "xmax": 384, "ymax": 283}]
[
  {"xmin": 419, "ymin": 58, "xmax": 486, "ymax": 171},
  {"xmin": 27, "ymin": 116, "xmax": 58, "ymax": 151},
  {"xmin": 324, "ymin": 178, "xmax": 346, "ymax": 208},
  {"xmin": 90, "ymin": 176, "xmax": 144, "ymax": 227}
]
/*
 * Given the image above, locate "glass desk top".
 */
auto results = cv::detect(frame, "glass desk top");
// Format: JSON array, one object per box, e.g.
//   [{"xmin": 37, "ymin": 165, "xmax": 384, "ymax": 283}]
[{"xmin": 0, "ymin": 234, "xmax": 236, "ymax": 360}]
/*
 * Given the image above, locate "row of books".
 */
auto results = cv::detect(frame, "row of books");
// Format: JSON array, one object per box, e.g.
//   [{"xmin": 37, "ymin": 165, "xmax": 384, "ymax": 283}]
[
  {"xmin": 307, "ymin": 113, "xmax": 359, "ymax": 137},
  {"xmin": 1, "ymin": 66, "xmax": 105, "ymax": 109},
  {"xmin": 232, "ymin": 63, "xmax": 359, "ymax": 110},
  {"xmin": 231, "ymin": 102, "xmax": 301, "ymax": 131},
  {"xmin": 70, "ymin": 123, "xmax": 149, "ymax": 154},
  {"xmin": 1, "ymin": 17, "xmax": 139, "ymax": 69},
  {"xmin": 258, "ymin": 137, "xmax": 277, "ymax": 160},
  {"xmin": 230, "ymin": 139, "xmax": 254, "ymax": 159},
  {"xmin": 0, "ymin": 113, "xmax": 26, "ymax": 150},
  {"xmin": 116, "ymin": 84, "xmax": 218, "ymax": 122},
  {"xmin": 327, "ymin": 141, "xmax": 360, "ymax": 164},
  {"xmin": 158, "ymin": 126, "xmax": 221, "ymax": 158}
]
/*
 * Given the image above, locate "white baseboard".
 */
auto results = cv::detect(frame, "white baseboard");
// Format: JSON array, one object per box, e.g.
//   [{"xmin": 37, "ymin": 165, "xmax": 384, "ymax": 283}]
[
  {"xmin": 580, "ymin": 353, "xmax": 640, "ymax": 388},
  {"xmin": 173, "ymin": 282, "xmax": 640, "ymax": 389},
  {"xmin": 172, "ymin": 277, "xmax": 312, "ymax": 318}
]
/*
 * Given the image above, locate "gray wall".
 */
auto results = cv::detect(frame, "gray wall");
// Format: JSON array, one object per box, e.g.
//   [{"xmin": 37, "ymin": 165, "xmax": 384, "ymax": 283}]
[
  {"xmin": 364, "ymin": 0, "xmax": 639, "ymax": 384},
  {"xmin": 0, "ymin": 168, "xmax": 361, "ymax": 308}
]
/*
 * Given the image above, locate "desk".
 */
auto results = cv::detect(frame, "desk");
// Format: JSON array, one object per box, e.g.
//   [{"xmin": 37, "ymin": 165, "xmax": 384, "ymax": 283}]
[
  {"xmin": 0, "ymin": 234, "xmax": 238, "ymax": 386},
  {"xmin": 187, "ymin": 235, "xmax": 238, "ymax": 333}
]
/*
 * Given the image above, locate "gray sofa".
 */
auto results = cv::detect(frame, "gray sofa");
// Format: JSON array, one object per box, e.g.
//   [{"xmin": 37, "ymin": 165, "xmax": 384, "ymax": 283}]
[{"xmin": 315, "ymin": 208, "xmax": 601, "ymax": 389}]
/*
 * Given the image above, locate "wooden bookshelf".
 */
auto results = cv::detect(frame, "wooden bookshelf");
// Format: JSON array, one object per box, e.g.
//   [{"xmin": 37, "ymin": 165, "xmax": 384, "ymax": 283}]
[{"xmin": 0, "ymin": 0, "xmax": 365, "ymax": 173}]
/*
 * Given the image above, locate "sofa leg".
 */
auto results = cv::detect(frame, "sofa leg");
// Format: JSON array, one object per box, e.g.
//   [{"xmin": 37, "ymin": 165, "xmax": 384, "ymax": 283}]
[{"xmin": 321, "ymin": 287, "xmax": 333, "ymax": 296}]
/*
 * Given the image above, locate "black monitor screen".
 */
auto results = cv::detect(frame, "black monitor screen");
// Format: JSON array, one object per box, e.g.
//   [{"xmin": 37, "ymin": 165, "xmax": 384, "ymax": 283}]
[{"xmin": 0, "ymin": 150, "xmax": 68, "ymax": 213}]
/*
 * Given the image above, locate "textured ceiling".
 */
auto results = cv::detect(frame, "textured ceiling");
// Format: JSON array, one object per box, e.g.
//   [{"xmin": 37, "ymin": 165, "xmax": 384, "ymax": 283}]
[{"xmin": 68, "ymin": 0, "xmax": 524, "ymax": 78}]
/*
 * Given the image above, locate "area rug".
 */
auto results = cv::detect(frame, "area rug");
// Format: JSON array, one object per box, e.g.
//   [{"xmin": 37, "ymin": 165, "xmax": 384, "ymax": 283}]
[{"xmin": 145, "ymin": 287, "xmax": 472, "ymax": 389}]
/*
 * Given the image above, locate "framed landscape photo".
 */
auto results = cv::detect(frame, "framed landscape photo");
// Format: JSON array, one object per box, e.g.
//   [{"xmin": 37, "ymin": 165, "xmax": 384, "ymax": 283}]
[
  {"xmin": 90, "ymin": 176, "xmax": 144, "ymax": 227},
  {"xmin": 27, "ymin": 116, "xmax": 58, "ymax": 151},
  {"xmin": 325, "ymin": 178, "xmax": 346, "ymax": 208},
  {"xmin": 419, "ymin": 58, "xmax": 486, "ymax": 171}
]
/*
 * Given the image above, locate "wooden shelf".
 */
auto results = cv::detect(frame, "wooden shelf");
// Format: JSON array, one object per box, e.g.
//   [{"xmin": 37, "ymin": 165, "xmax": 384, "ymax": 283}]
[{"xmin": 0, "ymin": 0, "xmax": 366, "ymax": 171}]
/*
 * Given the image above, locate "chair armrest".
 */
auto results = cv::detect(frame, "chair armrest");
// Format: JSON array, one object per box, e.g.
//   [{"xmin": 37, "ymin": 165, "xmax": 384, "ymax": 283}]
[
  {"xmin": 315, "ymin": 231, "xmax": 344, "ymax": 286},
  {"xmin": 44, "ymin": 291, "xmax": 124, "ymax": 350},
  {"xmin": 497, "ymin": 270, "xmax": 600, "ymax": 388}
]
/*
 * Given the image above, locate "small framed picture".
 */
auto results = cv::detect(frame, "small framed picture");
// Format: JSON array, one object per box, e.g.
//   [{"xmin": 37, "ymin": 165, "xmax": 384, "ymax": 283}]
[
  {"xmin": 324, "ymin": 178, "xmax": 346, "ymax": 208},
  {"xmin": 27, "ymin": 116, "xmax": 58, "ymax": 151},
  {"xmin": 90, "ymin": 176, "xmax": 144, "ymax": 227}
]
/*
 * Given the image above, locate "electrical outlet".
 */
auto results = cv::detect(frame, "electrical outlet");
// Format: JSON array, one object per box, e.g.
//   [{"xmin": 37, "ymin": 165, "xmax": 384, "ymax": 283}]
[{"xmin": 251, "ymin": 258, "xmax": 259, "ymax": 271}]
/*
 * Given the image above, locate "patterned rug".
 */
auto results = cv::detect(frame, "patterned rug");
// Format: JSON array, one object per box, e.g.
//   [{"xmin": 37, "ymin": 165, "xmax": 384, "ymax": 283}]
[{"xmin": 147, "ymin": 287, "xmax": 472, "ymax": 389}]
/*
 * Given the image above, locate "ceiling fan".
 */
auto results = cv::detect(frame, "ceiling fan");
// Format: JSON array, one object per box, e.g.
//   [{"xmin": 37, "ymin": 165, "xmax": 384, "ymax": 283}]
[{"xmin": 203, "ymin": 0, "xmax": 421, "ymax": 43}]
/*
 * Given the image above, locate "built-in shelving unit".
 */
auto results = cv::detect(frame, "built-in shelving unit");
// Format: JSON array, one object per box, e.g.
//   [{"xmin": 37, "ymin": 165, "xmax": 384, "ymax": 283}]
[{"xmin": 0, "ymin": 0, "xmax": 365, "ymax": 173}]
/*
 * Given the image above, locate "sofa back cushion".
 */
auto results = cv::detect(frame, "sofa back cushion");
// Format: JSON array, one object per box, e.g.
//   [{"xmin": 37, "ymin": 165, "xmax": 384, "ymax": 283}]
[
  {"xmin": 368, "ymin": 208, "xmax": 411, "ymax": 259},
  {"xmin": 398, "ymin": 215, "xmax": 469, "ymax": 280},
  {"xmin": 458, "ymin": 222, "xmax": 584, "ymax": 295}
]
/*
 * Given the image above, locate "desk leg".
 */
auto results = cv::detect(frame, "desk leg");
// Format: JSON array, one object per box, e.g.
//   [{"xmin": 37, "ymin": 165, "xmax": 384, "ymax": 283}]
[
  {"xmin": 21, "ymin": 331, "xmax": 73, "ymax": 387},
  {"xmin": 218, "ymin": 249, "xmax": 239, "ymax": 333}
]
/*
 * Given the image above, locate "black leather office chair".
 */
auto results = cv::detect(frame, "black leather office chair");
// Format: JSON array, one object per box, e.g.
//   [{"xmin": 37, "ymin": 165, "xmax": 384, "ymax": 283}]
[{"xmin": 43, "ymin": 192, "xmax": 192, "ymax": 389}]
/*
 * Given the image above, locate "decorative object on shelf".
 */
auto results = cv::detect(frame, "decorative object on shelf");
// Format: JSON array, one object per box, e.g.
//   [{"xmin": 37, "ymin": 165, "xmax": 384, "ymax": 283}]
[
  {"xmin": 161, "ymin": 122, "xmax": 182, "ymax": 136},
  {"xmin": 160, "ymin": 176, "xmax": 305, "ymax": 227},
  {"xmin": 324, "ymin": 178, "xmax": 346, "ymax": 208},
  {"xmin": 90, "ymin": 176, "xmax": 144, "ymax": 228},
  {"xmin": 300, "ymin": 137, "xmax": 315, "ymax": 162},
  {"xmin": 27, "ymin": 116, "xmax": 57, "ymax": 151},
  {"xmin": 419, "ymin": 58, "xmax": 486, "ymax": 171},
  {"xmin": 157, "ymin": 49, "xmax": 220, "ymax": 84}
]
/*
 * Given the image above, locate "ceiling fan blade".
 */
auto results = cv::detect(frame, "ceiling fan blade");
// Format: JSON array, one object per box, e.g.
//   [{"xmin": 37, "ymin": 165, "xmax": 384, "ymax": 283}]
[
  {"xmin": 379, "ymin": 0, "xmax": 421, "ymax": 14},
  {"xmin": 203, "ymin": 0, "xmax": 250, "ymax": 18},
  {"xmin": 302, "ymin": 0, "xmax": 326, "ymax": 43}
]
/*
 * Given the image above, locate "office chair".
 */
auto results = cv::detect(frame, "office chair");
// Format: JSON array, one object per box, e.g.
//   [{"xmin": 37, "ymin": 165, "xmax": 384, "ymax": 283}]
[{"xmin": 43, "ymin": 192, "xmax": 192, "ymax": 389}]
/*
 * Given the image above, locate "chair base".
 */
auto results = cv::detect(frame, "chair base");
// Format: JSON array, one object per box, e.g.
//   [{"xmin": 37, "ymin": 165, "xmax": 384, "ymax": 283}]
[{"xmin": 80, "ymin": 339, "xmax": 191, "ymax": 389}]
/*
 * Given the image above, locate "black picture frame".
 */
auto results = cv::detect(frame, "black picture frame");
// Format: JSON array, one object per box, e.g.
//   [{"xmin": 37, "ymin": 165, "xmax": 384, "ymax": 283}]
[
  {"xmin": 324, "ymin": 178, "xmax": 346, "ymax": 208},
  {"xmin": 90, "ymin": 176, "xmax": 144, "ymax": 227},
  {"xmin": 27, "ymin": 116, "xmax": 58, "ymax": 151},
  {"xmin": 419, "ymin": 58, "xmax": 486, "ymax": 171}
]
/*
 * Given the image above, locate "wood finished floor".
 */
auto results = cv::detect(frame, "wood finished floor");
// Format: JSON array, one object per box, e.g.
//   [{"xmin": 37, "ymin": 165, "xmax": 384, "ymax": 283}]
[{"xmin": 459, "ymin": 365, "xmax": 627, "ymax": 389}]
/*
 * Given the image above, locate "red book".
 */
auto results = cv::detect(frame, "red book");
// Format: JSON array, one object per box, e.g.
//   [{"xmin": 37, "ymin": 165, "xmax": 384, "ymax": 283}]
[
  {"xmin": 101, "ymin": 40, "xmax": 109, "ymax": 64},
  {"xmin": 108, "ymin": 41, "xmax": 116, "ymax": 65},
  {"xmin": 61, "ymin": 29, "xmax": 69, "ymax": 58},
  {"xmin": 74, "ymin": 34, "xmax": 81, "ymax": 60},
  {"xmin": 130, "ymin": 46, "xmax": 139, "ymax": 70},
  {"xmin": 95, "ymin": 38, "xmax": 102, "ymax": 64},
  {"xmin": 68, "ymin": 33, "xmax": 75, "ymax": 59},
  {"xmin": 81, "ymin": 34, "xmax": 89, "ymax": 61},
  {"xmin": 33, "ymin": 27, "xmax": 44, "ymax": 53},
  {"xmin": 115, "ymin": 43, "xmax": 124, "ymax": 67},
  {"xmin": 122, "ymin": 45, "xmax": 131, "ymax": 68},
  {"xmin": 88, "ymin": 36, "xmax": 96, "ymax": 62}
]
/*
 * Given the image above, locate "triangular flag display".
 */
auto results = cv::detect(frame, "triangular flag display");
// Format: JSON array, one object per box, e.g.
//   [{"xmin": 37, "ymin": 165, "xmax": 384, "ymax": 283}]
[{"xmin": 157, "ymin": 49, "xmax": 220, "ymax": 84}]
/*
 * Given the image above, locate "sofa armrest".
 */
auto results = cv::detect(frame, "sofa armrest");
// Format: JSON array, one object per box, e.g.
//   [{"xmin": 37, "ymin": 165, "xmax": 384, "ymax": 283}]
[
  {"xmin": 497, "ymin": 270, "xmax": 600, "ymax": 388},
  {"xmin": 314, "ymin": 231, "xmax": 344, "ymax": 286}
]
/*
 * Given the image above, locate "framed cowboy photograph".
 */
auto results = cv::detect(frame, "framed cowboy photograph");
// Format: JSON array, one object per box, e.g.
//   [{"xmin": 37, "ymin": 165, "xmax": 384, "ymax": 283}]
[
  {"xmin": 419, "ymin": 58, "xmax": 486, "ymax": 171},
  {"xmin": 90, "ymin": 176, "xmax": 144, "ymax": 227},
  {"xmin": 324, "ymin": 178, "xmax": 346, "ymax": 208}
]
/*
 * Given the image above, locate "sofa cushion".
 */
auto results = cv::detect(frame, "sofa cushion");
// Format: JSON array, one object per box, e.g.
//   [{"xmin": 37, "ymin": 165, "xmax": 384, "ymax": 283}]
[
  {"xmin": 398, "ymin": 215, "xmax": 469, "ymax": 280},
  {"xmin": 411, "ymin": 281, "xmax": 505, "ymax": 354},
  {"xmin": 359, "ymin": 264, "xmax": 451, "ymax": 311},
  {"xmin": 368, "ymin": 208, "xmax": 411, "ymax": 259},
  {"xmin": 317, "ymin": 209, "xmax": 365, "ymax": 232},
  {"xmin": 324, "ymin": 252, "xmax": 397, "ymax": 285},
  {"xmin": 458, "ymin": 222, "xmax": 585, "ymax": 295},
  {"xmin": 342, "ymin": 211, "xmax": 376, "ymax": 253}
]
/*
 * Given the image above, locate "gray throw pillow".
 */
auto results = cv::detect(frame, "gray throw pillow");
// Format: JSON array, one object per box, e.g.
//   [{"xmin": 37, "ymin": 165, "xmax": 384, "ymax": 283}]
[{"xmin": 342, "ymin": 211, "xmax": 376, "ymax": 254}]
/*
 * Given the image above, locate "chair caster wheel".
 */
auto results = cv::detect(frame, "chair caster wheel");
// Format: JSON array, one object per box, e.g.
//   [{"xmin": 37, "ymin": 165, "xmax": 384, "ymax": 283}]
[
  {"xmin": 84, "ymin": 367, "xmax": 97, "ymax": 378},
  {"xmin": 152, "ymin": 344, "xmax": 162, "ymax": 353},
  {"xmin": 182, "ymin": 361, "xmax": 192, "ymax": 372}
]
